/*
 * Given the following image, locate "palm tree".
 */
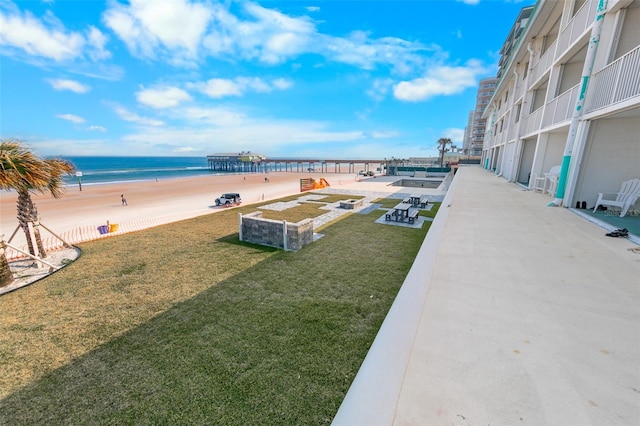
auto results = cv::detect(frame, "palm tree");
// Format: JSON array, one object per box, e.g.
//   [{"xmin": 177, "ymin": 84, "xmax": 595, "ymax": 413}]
[
  {"xmin": 0, "ymin": 140, "xmax": 74, "ymax": 286},
  {"xmin": 437, "ymin": 137, "xmax": 452, "ymax": 167}
]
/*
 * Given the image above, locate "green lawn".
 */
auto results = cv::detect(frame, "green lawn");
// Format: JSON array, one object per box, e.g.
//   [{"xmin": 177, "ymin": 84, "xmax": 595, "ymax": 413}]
[{"xmin": 0, "ymin": 195, "xmax": 440, "ymax": 425}]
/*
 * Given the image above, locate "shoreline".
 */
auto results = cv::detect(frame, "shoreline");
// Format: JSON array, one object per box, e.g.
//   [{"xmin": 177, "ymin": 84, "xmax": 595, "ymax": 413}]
[{"xmin": 1, "ymin": 172, "xmax": 359, "ymax": 249}]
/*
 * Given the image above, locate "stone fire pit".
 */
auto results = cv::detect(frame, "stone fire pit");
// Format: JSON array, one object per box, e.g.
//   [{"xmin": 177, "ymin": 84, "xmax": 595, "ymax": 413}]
[{"xmin": 339, "ymin": 199, "xmax": 364, "ymax": 209}]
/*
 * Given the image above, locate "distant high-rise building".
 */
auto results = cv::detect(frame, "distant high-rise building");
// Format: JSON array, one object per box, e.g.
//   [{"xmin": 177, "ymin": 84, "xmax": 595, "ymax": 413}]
[
  {"xmin": 466, "ymin": 77, "xmax": 497, "ymax": 156},
  {"xmin": 463, "ymin": 110, "xmax": 473, "ymax": 155}
]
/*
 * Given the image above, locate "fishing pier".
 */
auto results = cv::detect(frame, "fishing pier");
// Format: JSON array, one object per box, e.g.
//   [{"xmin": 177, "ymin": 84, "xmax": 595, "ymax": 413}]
[{"xmin": 207, "ymin": 152, "xmax": 387, "ymax": 174}]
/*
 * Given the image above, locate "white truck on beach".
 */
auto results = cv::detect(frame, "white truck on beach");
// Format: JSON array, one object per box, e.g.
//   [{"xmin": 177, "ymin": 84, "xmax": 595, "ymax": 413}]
[{"xmin": 215, "ymin": 193, "xmax": 242, "ymax": 207}]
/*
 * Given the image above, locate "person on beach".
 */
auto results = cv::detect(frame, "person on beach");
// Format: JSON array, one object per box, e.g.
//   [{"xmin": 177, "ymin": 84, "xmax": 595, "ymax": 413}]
[{"xmin": 121, "ymin": 194, "xmax": 127, "ymax": 206}]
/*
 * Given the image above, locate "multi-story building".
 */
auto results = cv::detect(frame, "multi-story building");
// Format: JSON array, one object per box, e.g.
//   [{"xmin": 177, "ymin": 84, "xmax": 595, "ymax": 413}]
[
  {"xmin": 482, "ymin": 0, "xmax": 640, "ymax": 209},
  {"xmin": 469, "ymin": 77, "xmax": 498, "ymax": 156},
  {"xmin": 462, "ymin": 110, "xmax": 474, "ymax": 155}
]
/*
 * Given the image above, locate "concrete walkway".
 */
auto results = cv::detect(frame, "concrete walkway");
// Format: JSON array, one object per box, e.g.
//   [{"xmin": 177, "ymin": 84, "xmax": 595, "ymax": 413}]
[{"xmin": 334, "ymin": 166, "xmax": 640, "ymax": 426}]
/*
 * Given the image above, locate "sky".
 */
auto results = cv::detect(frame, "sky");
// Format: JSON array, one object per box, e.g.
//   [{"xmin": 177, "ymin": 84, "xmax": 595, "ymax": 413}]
[{"xmin": 0, "ymin": 0, "xmax": 530, "ymax": 159}]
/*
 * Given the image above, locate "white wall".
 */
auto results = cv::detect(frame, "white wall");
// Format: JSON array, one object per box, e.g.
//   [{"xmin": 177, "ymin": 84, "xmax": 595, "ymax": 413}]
[
  {"xmin": 615, "ymin": 4, "xmax": 640, "ymax": 60},
  {"xmin": 519, "ymin": 139, "xmax": 537, "ymax": 184},
  {"xmin": 542, "ymin": 131, "xmax": 567, "ymax": 171},
  {"xmin": 574, "ymin": 111, "xmax": 640, "ymax": 206},
  {"xmin": 501, "ymin": 141, "xmax": 517, "ymax": 179}
]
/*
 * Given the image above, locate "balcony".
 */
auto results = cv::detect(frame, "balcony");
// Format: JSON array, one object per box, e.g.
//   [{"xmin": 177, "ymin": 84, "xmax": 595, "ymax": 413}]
[
  {"xmin": 586, "ymin": 44, "xmax": 640, "ymax": 113},
  {"xmin": 542, "ymin": 83, "xmax": 580, "ymax": 128},
  {"xmin": 530, "ymin": 39, "xmax": 557, "ymax": 86},
  {"xmin": 521, "ymin": 105, "xmax": 544, "ymax": 137},
  {"xmin": 556, "ymin": 0, "xmax": 598, "ymax": 57}
]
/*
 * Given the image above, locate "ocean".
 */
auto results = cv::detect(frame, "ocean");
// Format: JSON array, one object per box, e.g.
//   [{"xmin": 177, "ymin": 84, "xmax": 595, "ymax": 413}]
[{"xmin": 58, "ymin": 156, "xmax": 216, "ymax": 186}]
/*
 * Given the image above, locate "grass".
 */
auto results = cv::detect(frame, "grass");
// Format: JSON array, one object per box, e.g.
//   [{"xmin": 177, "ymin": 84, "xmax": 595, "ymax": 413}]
[{"xmin": 0, "ymin": 195, "xmax": 440, "ymax": 425}]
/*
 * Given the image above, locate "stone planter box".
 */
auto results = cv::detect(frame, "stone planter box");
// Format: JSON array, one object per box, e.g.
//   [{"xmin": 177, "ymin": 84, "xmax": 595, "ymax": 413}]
[{"xmin": 339, "ymin": 199, "xmax": 364, "ymax": 209}]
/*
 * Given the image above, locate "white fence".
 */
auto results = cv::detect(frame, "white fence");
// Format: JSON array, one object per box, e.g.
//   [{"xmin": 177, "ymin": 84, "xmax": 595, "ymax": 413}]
[{"xmin": 4, "ymin": 211, "xmax": 209, "ymax": 261}]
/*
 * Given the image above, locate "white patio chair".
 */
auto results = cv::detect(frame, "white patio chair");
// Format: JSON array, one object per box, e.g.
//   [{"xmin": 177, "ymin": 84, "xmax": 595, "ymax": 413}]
[
  {"xmin": 544, "ymin": 165, "xmax": 562, "ymax": 196},
  {"xmin": 531, "ymin": 173, "xmax": 546, "ymax": 193},
  {"xmin": 593, "ymin": 178, "xmax": 640, "ymax": 217}
]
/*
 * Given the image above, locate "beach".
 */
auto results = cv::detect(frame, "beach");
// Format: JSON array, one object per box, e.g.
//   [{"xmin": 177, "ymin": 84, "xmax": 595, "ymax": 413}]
[{"xmin": 1, "ymin": 172, "xmax": 359, "ymax": 249}]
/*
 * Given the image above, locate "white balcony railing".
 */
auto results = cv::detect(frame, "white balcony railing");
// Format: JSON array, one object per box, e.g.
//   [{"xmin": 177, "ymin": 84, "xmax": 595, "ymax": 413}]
[
  {"xmin": 530, "ymin": 39, "xmax": 557, "ymax": 86},
  {"xmin": 557, "ymin": 0, "xmax": 598, "ymax": 56},
  {"xmin": 586, "ymin": 44, "xmax": 640, "ymax": 113},
  {"xmin": 521, "ymin": 105, "xmax": 544, "ymax": 137},
  {"xmin": 542, "ymin": 83, "xmax": 580, "ymax": 128}
]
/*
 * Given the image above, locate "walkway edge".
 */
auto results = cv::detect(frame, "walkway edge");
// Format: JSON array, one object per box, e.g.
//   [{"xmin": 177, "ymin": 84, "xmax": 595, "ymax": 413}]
[{"xmin": 332, "ymin": 171, "xmax": 460, "ymax": 425}]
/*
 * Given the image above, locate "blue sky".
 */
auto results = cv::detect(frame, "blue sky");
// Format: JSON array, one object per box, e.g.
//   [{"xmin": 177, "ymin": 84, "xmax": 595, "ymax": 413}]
[{"xmin": 0, "ymin": 0, "xmax": 529, "ymax": 159}]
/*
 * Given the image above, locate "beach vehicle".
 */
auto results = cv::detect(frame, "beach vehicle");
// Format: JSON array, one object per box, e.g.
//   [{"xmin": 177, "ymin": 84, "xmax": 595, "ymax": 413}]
[{"xmin": 215, "ymin": 193, "xmax": 241, "ymax": 206}]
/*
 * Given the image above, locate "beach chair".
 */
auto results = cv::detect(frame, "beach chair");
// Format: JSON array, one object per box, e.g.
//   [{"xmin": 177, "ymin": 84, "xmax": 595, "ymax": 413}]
[
  {"xmin": 530, "ymin": 166, "xmax": 561, "ymax": 195},
  {"xmin": 544, "ymin": 165, "xmax": 562, "ymax": 196},
  {"xmin": 592, "ymin": 178, "xmax": 640, "ymax": 217},
  {"xmin": 531, "ymin": 173, "xmax": 546, "ymax": 193}
]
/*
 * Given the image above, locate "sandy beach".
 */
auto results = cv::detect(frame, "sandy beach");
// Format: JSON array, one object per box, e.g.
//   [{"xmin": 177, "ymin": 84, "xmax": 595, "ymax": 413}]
[{"xmin": 1, "ymin": 172, "xmax": 359, "ymax": 248}]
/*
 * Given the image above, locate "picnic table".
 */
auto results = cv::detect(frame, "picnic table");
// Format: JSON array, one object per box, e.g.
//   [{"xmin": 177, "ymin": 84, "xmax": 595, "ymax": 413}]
[
  {"xmin": 385, "ymin": 202, "xmax": 420, "ymax": 224},
  {"xmin": 408, "ymin": 195, "xmax": 421, "ymax": 207},
  {"xmin": 407, "ymin": 194, "xmax": 430, "ymax": 208},
  {"xmin": 394, "ymin": 202, "xmax": 411, "ymax": 219}
]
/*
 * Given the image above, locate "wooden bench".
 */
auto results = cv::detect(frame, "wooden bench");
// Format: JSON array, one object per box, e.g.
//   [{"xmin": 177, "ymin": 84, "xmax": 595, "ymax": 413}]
[{"xmin": 407, "ymin": 209, "xmax": 420, "ymax": 224}]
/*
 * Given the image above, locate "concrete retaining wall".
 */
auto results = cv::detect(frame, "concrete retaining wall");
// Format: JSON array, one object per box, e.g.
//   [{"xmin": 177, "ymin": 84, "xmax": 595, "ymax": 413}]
[{"xmin": 239, "ymin": 212, "xmax": 314, "ymax": 251}]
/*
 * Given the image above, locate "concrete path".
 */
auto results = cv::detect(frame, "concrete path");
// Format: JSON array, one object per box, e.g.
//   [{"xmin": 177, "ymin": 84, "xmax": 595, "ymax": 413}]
[{"xmin": 334, "ymin": 166, "xmax": 640, "ymax": 426}]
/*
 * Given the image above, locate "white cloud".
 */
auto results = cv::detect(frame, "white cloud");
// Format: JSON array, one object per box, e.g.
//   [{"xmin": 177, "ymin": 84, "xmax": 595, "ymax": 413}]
[
  {"xmin": 366, "ymin": 78, "xmax": 394, "ymax": 101},
  {"xmin": 0, "ymin": 5, "xmax": 111, "ymax": 64},
  {"xmin": 173, "ymin": 146, "xmax": 198, "ymax": 153},
  {"xmin": 121, "ymin": 124, "xmax": 365, "ymax": 151},
  {"xmin": 371, "ymin": 131, "xmax": 399, "ymax": 139},
  {"xmin": 112, "ymin": 104, "xmax": 165, "ymax": 127},
  {"xmin": 47, "ymin": 78, "xmax": 90, "ymax": 93},
  {"xmin": 86, "ymin": 26, "xmax": 111, "ymax": 61},
  {"xmin": 56, "ymin": 113, "xmax": 86, "ymax": 124},
  {"xmin": 393, "ymin": 60, "xmax": 488, "ymax": 102},
  {"xmin": 272, "ymin": 78, "xmax": 293, "ymax": 90},
  {"xmin": 306, "ymin": 6, "xmax": 320, "ymax": 12},
  {"xmin": 100, "ymin": 0, "xmax": 437, "ymax": 75},
  {"xmin": 458, "ymin": 0, "xmax": 480, "ymax": 4},
  {"xmin": 196, "ymin": 78, "xmax": 243, "ymax": 98},
  {"xmin": 202, "ymin": 2, "xmax": 316, "ymax": 65},
  {"xmin": 110, "ymin": 103, "xmax": 367, "ymax": 154},
  {"xmin": 136, "ymin": 86, "xmax": 192, "ymax": 109},
  {"xmin": 87, "ymin": 125, "xmax": 107, "ymax": 132},
  {"xmin": 319, "ymin": 32, "xmax": 435, "ymax": 75},
  {"xmin": 443, "ymin": 128, "xmax": 464, "ymax": 144},
  {"xmin": 179, "ymin": 106, "xmax": 247, "ymax": 126},
  {"xmin": 191, "ymin": 76, "xmax": 293, "ymax": 99},
  {"xmin": 103, "ymin": 0, "xmax": 212, "ymax": 63},
  {"xmin": 0, "ymin": 8, "xmax": 84, "ymax": 61}
]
